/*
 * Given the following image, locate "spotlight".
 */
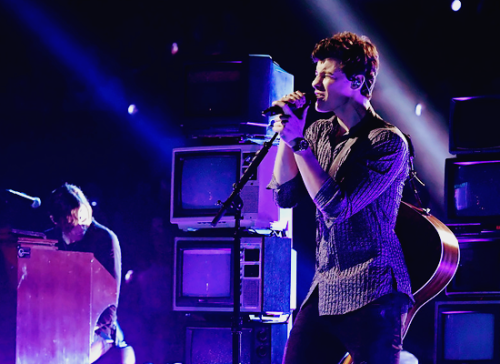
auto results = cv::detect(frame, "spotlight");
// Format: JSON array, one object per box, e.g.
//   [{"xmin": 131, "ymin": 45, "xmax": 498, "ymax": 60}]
[
  {"xmin": 171, "ymin": 42, "xmax": 179, "ymax": 55},
  {"xmin": 128, "ymin": 104, "xmax": 138, "ymax": 115},
  {"xmin": 451, "ymin": 0, "xmax": 461, "ymax": 11},
  {"xmin": 125, "ymin": 270, "xmax": 134, "ymax": 283},
  {"xmin": 415, "ymin": 103, "xmax": 423, "ymax": 116},
  {"xmin": 91, "ymin": 201, "xmax": 97, "ymax": 207}
]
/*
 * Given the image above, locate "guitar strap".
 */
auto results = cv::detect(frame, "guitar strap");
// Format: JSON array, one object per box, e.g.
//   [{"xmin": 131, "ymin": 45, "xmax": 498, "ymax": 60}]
[
  {"xmin": 326, "ymin": 110, "xmax": 425, "ymax": 210},
  {"xmin": 402, "ymin": 133, "xmax": 426, "ymax": 211}
]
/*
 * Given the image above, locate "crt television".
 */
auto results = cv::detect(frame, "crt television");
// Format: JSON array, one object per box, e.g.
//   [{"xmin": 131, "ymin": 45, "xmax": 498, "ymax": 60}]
[
  {"xmin": 170, "ymin": 143, "xmax": 280, "ymax": 231},
  {"xmin": 185, "ymin": 323, "xmax": 287, "ymax": 364},
  {"xmin": 173, "ymin": 236, "xmax": 295, "ymax": 314},
  {"xmin": 445, "ymin": 156, "xmax": 500, "ymax": 224},
  {"xmin": 449, "ymin": 96, "xmax": 500, "ymax": 154},
  {"xmin": 182, "ymin": 54, "xmax": 294, "ymax": 138},
  {"xmin": 435, "ymin": 300, "xmax": 500, "ymax": 364},
  {"xmin": 445, "ymin": 238, "xmax": 500, "ymax": 295}
]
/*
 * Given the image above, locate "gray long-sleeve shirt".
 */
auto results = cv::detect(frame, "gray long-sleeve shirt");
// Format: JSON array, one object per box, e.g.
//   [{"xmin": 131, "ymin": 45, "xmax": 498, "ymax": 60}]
[{"xmin": 269, "ymin": 108, "xmax": 413, "ymax": 315}]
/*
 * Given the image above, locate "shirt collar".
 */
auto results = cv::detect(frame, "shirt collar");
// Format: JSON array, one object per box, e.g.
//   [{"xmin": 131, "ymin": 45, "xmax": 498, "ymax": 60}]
[{"xmin": 339, "ymin": 106, "xmax": 379, "ymax": 141}]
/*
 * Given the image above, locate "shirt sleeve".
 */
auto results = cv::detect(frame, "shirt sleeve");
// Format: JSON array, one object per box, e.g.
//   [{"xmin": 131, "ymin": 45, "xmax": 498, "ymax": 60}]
[
  {"xmin": 93, "ymin": 224, "xmax": 122, "ymax": 302},
  {"xmin": 267, "ymin": 173, "xmax": 307, "ymax": 208},
  {"xmin": 313, "ymin": 128, "xmax": 409, "ymax": 222},
  {"xmin": 266, "ymin": 118, "xmax": 329, "ymax": 208}
]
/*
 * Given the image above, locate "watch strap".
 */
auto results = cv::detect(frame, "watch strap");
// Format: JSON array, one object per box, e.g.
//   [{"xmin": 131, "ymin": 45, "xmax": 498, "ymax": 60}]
[{"xmin": 289, "ymin": 137, "xmax": 309, "ymax": 152}]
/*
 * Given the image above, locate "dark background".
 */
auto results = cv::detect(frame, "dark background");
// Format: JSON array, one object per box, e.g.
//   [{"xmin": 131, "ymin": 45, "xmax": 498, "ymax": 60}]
[{"xmin": 1, "ymin": 0, "xmax": 499, "ymax": 363}]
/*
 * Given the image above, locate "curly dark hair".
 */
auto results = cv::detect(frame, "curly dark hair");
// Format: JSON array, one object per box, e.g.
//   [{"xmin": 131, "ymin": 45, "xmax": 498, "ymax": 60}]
[{"xmin": 311, "ymin": 31, "xmax": 379, "ymax": 98}]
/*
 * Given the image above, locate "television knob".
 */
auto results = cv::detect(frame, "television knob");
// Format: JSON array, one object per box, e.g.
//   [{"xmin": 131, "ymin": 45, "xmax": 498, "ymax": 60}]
[
  {"xmin": 256, "ymin": 328, "xmax": 268, "ymax": 342},
  {"xmin": 256, "ymin": 344, "xmax": 269, "ymax": 357}
]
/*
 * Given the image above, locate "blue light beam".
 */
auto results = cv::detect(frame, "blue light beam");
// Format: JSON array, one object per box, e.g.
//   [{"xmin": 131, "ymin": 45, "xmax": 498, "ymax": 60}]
[{"xmin": 2, "ymin": 0, "xmax": 181, "ymax": 163}]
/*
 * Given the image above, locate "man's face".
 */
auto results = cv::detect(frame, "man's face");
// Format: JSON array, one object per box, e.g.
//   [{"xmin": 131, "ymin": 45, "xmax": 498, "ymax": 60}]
[
  {"xmin": 312, "ymin": 58, "xmax": 353, "ymax": 113},
  {"xmin": 57, "ymin": 204, "xmax": 92, "ymax": 241}
]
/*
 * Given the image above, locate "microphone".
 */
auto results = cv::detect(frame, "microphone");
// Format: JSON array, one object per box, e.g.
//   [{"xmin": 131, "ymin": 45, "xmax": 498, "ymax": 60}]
[
  {"xmin": 6, "ymin": 189, "xmax": 42, "ymax": 209},
  {"xmin": 262, "ymin": 93, "xmax": 316, "ymax": 116}
]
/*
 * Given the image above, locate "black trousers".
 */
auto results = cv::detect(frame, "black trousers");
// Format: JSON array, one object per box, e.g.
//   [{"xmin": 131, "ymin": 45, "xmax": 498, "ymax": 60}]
[{"xmin": 282, "ymin": 289, "xmax": 409, "ymax": 364}]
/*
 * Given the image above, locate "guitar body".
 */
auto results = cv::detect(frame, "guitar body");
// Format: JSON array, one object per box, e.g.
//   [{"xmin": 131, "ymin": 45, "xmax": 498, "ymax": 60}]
[
  {"xmin": 340, "ymin": 201, "xmax": 460, "ymax": 364},
  {"xmin": 396, "ymin": 201, "xmax": 460, "ymax": 337}
]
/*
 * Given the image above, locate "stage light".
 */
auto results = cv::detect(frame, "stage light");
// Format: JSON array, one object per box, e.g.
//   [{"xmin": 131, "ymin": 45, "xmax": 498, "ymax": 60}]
[
  {"xmin": 91, "ymin": 201, "xmax": 97, "ymax": 207},
  {"xmin": 451, "ymin": 0, "xmax": 462, "ymax": 11},
  {"xmin": 124, "ymin": 270, "xmax": 134, "ymax": 283},
  {"xmin": 171, "ymin": 42, "xmax": 179, "ymax": 55},
  {"xmin": 128, "ymin": 104, "xmax": 138, "ymax": 115},
  {"xmin": 415, "ymin": 103, "xmax": 423, "ymax": 116}
]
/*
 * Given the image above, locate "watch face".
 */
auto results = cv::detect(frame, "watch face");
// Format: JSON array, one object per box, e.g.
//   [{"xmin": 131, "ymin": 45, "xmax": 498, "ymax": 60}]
[
  {"xmin": 291, "ymin": 137, "xmax": 309, "ymax": 152},
  {"xmin": 298, "ymin": 139, "xmax": 309, "ymax": 151}
]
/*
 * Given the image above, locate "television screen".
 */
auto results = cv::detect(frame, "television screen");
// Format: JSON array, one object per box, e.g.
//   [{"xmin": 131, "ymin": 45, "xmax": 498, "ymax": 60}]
[
  {"xmin": 446, "ymin": 157, "xmax": 500, "ymax": 222},
  {"xmin": 185, "ymin": 61, "xmax": 245, "ymax": 118},
  {"xmin": 178, "ymin": 152, "xmax": 239, "ymax": 214},
  {"xmin": 436, "ymin": 301, "xmax": 500, "ymax": 363},
  {"xmin": 174, "ymin": 238, "xmax": 235, "ymax": 311},
  {"xmin": 450, "ymin": 96, "xmax": 500, "ymax": 154},
  {"xmin": 446, "ymin": 239, "xmax": 500, "ymax": 295},
  {"xmin": 182, "ymin": 248, "xmax": 231, "ymax": 298},
  {"xmin": 443, "ymin": 312, "xmax": 494, "ymax": 360}
]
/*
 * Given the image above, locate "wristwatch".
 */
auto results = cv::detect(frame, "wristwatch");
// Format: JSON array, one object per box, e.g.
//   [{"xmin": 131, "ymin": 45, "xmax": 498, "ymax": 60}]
[{"xmin": 289, "ymin": 137, "xmax": 309, "ymax": 153}]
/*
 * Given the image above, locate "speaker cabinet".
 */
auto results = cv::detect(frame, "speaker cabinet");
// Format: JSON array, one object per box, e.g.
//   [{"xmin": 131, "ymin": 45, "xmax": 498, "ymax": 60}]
[{"xmin": 185, "ymin": 323, "xmax": 287, "ymax": 364}]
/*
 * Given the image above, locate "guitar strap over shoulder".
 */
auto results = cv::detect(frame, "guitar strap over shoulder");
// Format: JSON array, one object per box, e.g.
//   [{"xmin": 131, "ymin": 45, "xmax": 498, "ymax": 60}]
[
  {"xmin": 402, "ymin": 133, "xmax": 426, "ymax": 210},
  {"xmin": 327, "ymin": 136, "xmax": 359, "ymax": 180}
]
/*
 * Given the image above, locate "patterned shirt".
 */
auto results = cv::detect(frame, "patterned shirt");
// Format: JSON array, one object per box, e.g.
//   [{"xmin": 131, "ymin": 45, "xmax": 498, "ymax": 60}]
[{"xmin": 269, "ymin": 107, "xmax": 413, "ymax": 315}]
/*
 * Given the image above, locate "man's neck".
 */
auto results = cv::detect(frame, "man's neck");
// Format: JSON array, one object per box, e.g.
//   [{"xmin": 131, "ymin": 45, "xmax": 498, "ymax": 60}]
[{"xmin": 334, "ymin": 98, "xmax": 371, "ymax": 130}]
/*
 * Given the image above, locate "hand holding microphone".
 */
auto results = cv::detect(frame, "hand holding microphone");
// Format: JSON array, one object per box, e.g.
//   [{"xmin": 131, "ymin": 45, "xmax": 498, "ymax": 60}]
[
  {"xmin": 262, "ymin": 92, "xmax": 316, "ymax": 117},
  {"xmin": 265, "ymin": 91, "xmax": 314, "ymax": 145}
]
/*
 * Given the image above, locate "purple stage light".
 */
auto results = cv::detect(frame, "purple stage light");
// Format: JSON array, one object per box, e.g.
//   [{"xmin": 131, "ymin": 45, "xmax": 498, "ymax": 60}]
[{"xmin": 171, "ymin": 42, "xmax": 179, "ymax": 55}]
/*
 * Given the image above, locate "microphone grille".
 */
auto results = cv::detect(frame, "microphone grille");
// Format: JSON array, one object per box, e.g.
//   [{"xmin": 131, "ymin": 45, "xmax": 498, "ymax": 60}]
[{"xmin": 31, "ymin": 198, "xmax": 42, "ymax": 209}]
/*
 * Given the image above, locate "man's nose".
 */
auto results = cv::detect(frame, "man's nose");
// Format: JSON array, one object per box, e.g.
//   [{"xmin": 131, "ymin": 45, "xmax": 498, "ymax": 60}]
[{"xmin": 312, "ymin": 76, "xmax": 321, "ymax": 90}]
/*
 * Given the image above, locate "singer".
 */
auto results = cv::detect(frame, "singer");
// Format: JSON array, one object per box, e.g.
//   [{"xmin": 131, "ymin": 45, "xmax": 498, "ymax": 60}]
[{"xmin": 268, "ymin": 32, "xmax": 413, "ymax": 364}]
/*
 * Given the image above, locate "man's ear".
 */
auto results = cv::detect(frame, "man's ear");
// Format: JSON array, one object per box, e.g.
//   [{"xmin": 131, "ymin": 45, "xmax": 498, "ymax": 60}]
[{"xmin": 350, "ymin": 75, "xmax": 366, "ymax": 90}]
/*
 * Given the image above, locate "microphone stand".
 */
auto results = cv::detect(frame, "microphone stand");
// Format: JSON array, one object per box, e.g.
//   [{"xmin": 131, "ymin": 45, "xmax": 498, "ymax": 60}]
[{"xmin": 211, "ymin": 132, "xmax": 279, "ymax": 364}]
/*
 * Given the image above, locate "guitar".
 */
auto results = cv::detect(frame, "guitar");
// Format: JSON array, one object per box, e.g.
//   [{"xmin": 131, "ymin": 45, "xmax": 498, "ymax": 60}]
[{"xmin": 341, "ymin": 201, "xmax": 460, "ymax": 364}]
